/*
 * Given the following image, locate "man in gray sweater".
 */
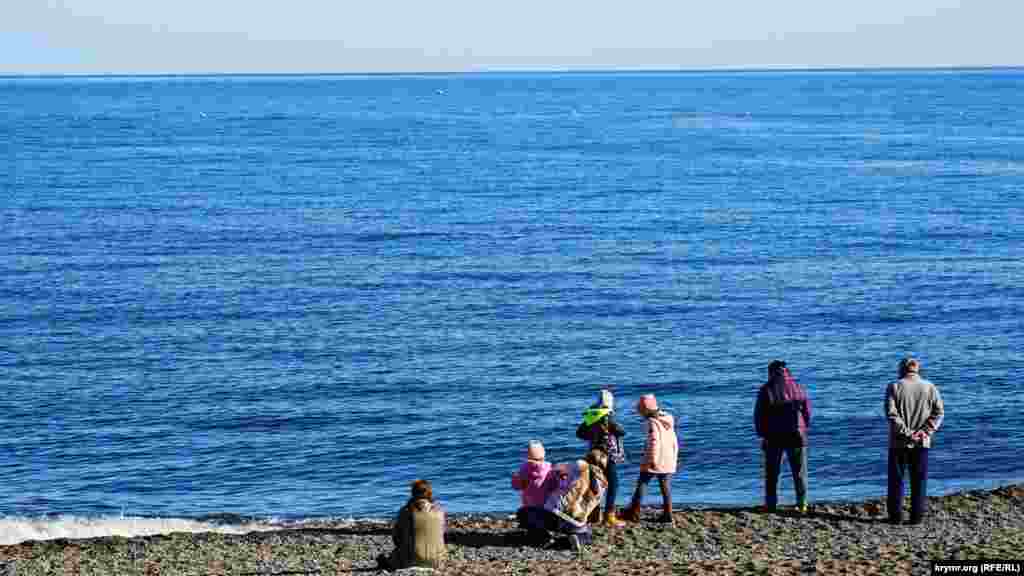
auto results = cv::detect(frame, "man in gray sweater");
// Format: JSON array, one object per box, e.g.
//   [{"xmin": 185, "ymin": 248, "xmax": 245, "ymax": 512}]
[{"xmin": 886, "ymin": 357, "xmax": 944, "ymax": 525}]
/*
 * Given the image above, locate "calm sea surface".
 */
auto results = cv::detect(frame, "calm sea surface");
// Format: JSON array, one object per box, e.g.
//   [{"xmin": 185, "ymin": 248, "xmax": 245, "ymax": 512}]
[{"xmin": 1, "ymin": 70, "xmax": 1022, "ymax": 527}]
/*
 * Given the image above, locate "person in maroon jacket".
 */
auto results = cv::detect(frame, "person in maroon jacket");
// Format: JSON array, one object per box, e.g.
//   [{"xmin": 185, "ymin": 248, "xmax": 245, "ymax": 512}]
[{"xmin": 754, "ymin": 360, "xmax": 812, "ymax": 512}]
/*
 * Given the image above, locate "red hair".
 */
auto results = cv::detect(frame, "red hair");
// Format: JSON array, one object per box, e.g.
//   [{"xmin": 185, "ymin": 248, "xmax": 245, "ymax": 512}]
[{"xmin": 410, "ymin": 479, "xmax": 433, "ymax": 501}]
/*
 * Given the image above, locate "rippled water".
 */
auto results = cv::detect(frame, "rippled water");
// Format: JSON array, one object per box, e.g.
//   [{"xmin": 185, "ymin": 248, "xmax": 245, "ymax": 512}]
[{"xmin": 1, "ymin": 70, "xmax": 1022, "ymax": 533}]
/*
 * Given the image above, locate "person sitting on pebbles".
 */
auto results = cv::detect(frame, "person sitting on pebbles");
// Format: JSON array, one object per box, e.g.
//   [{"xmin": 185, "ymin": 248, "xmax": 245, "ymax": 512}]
[
  {"xmin": 377, "ymin": 479, "xmax": 447, "ymax": 571},
  {"xmin": 511, "ymin": 440, "xmax": 558, "ymax": 545},
  {"xmin": 544, "ymin": 447, "xmax": 611, "ymax": 551},
  {"xmin": 511, "ymin": 446, "xmax": 609, "ymax": 550}
]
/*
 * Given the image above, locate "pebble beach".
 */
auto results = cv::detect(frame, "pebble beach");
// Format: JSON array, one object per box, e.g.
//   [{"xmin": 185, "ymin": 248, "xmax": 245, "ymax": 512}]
[{"xmin": 2, "ymin": 484, "xmax": 1020, "ymax": 575}]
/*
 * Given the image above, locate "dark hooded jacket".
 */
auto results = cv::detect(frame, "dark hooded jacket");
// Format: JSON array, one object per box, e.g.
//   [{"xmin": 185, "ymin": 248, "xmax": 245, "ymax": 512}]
[
  {"xmin": 754, "ymin": 366, "xmax": 811, "ymax": 447},
  {"xmin": 576, "ymin": 407, "xmax": 625, "ymax": 460}
]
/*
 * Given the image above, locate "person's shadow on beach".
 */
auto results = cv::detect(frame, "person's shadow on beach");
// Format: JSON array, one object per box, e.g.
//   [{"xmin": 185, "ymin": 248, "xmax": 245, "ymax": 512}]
[
  {"xmin": 446, "ymin": 529, "xmax": 544, "ymax": 549},
  {"xmin": 340, "ymin": 530, "xmax": 539, "ymax": 574},
  {"xmin": 773, "ymin": 508, "xmax": 889, "ymax": 525},
  {"xmin": 702, "ymin": 505, "xmax": 890, "ymax": 525}
]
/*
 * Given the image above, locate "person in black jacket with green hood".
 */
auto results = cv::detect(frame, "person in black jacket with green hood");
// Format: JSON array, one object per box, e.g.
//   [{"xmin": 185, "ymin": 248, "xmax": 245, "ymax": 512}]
[{"xmin": 576, "ymin": 389, "xmax": 626, "ymax": 526}]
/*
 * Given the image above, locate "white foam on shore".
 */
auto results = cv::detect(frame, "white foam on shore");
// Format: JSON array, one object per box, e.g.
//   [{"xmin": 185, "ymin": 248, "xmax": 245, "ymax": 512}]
[{"xmin": 0, "ymin": 516, "xmax": 273, "ymax": 546}]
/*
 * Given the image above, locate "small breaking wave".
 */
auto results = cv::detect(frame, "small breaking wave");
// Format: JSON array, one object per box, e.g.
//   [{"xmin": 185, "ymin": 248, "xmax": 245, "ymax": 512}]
[{"xmin": 0, "ymin": 516, "xmax": 274, "ymax": 546}]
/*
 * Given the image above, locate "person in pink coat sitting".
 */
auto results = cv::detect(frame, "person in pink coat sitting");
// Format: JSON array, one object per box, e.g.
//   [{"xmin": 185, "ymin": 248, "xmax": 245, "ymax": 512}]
[{"xmin": 511, "ymin": 440, "xmax": 557, "ymax": 544}]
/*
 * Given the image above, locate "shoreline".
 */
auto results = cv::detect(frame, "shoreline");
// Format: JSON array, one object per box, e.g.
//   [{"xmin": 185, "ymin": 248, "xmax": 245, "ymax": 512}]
[{"xmin": 1, "ymin": 484, "xmax": 1021, "ymax": 575}]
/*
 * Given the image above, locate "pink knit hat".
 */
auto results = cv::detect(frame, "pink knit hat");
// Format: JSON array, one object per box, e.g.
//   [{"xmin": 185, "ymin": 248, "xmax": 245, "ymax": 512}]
[
  {"xmin": 637, "ymin": 394, "xmax": 658, "ymax": 415},
  {"xmin": 526, "ymin": 440, "xmax": 546, "ymax": 461}
]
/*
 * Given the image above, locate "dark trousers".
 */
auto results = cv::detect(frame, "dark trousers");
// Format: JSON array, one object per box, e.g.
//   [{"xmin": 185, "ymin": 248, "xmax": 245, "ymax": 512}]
[
  {"xmin": 515, "ymin": 507, "xmax": 591, "ymax": 546},
  {"xmin": 631, "ymin": 471, "xmax": 673, "ymax": 510},
  {"xmin": 516, "ymin": 506, "xmax": 554, "ymax": 546},
  {"xmin": 605, "ymin": 459, "xmax": 618, "ymax": 512},
  {"xmin": 764, "ymin": 444, "xmax": 807, "ymax": 510},
  {"xmin": 888, "ymin": 446, "xmax": 929, "ymax": 523},
  {"xmin": 517, "ymin": 506, "xmax": 556, "ymax": 531}
]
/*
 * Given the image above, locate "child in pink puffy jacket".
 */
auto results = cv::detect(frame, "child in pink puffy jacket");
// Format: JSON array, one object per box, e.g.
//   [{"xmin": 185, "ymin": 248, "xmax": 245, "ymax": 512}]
[
  {"xmin": 622, "ymin": 394, "xmax": 679, "ymax": 525},
  {"xmin": 511, "ymin": 440, "xmax": 557, "ymax": 544},
  {"xmin": 512, "ymin": 440, "xmax": 553, "ymax": 507}
]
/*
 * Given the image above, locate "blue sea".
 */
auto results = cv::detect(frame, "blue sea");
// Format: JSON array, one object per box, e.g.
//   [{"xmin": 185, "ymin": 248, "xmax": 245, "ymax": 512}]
[{"xmin": 1, "ymin": 69, "xmax": 1022, "ymax": 543}]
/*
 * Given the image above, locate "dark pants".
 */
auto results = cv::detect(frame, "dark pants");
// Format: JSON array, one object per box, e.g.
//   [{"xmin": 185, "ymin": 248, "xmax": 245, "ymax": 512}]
[
  {"xmin": 517, "ymin": 506, "xmax": 553, "ymax": 528},
  {"xmin": 632, "ymin": 471, "xmax": 673, "ymax": 509},
  {"xmin": 888, "ymin": 446, "xmax": 929, "ymax": 523},
  {"xmin": 516, "ymin": 507, "xmax": 591, "ymax": 543},
  {"xmin": 516, "ymin": 506, "xmax": 553, "ymax": 546},
  {"xmin": 764, "ymin": 444, "xmax": 807, "ymax": 510},
  {"xmin": 605, "ymin": 459, "xmax": 619, "ymax": 512}
]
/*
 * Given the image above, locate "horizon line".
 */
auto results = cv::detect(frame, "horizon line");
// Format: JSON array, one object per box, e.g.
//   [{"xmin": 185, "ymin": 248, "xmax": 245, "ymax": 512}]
[{"xmin": 2, "ymin": 64, "xmax": 1023, "ymax": 80}]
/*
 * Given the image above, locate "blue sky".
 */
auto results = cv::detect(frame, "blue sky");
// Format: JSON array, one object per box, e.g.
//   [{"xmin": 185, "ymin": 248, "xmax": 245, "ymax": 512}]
[{"xmin": 2, "ymin": 0, "xmax": 1021, "ymax": 74}]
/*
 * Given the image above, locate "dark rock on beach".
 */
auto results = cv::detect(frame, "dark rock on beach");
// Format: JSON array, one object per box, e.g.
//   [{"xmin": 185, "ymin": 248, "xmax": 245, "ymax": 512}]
[{"xmin": 2, "ymin": 485, "xmax": 1022, "ymax": 575}]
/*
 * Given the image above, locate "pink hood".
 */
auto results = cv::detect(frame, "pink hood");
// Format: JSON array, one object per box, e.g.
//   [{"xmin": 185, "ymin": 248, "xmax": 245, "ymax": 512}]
[{"xmin": 517, "ymin": 460, "xmax": 553, "ymax": 508}]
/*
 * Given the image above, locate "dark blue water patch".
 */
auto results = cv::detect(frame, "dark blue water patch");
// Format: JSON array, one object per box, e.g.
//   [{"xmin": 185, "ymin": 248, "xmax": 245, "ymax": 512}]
[
  {"xmin": 349, "ymin": 231, "xmax": 455, "ymax": 243},
  {"xmin": 0, "ymin": 259, "xmax": 167, "ymax": 276}
]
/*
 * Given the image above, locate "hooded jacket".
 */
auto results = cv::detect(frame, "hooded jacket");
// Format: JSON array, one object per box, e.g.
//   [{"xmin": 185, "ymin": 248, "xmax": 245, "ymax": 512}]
[
  {"xmin": 514, "ymin": 459, "xmax": 554, "ymax": 508},
  {"xmin": 576, "ymin": 408, "xmax": 626, "ymax": 459},
  {"xmin": 389, "ymin": 498, "xmax": 447, "ymax": 570},
  {"xmin": 641, "ymin": 411, "xmax": 679, "ymax": 474},
  {"xmin": 754, "ymin": 367, "xmax": 812, "ymax": 446},
  {"xmin": 546, "ymin": 451, "xmax": 609, "ymax": 527}
]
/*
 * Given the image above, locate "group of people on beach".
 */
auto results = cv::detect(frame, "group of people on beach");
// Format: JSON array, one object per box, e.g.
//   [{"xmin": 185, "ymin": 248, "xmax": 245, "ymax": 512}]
[
  {"xmin": 512, "ymin": 390, "xmax": 679, "ymax": 546},
  {"xmin": 377, "ymin": 357, "xmax": 944, "ymax": 571}
]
